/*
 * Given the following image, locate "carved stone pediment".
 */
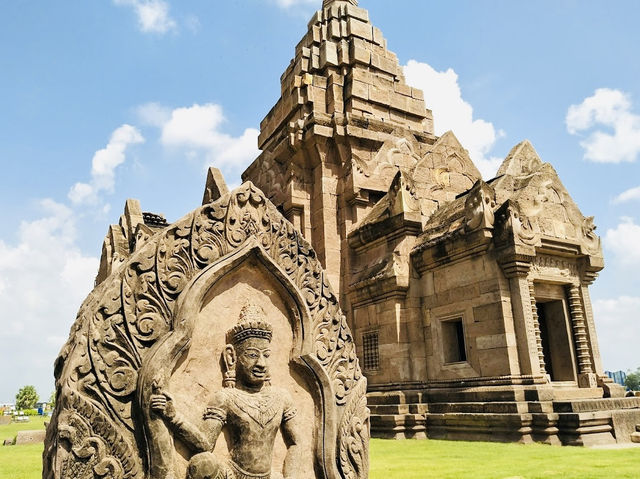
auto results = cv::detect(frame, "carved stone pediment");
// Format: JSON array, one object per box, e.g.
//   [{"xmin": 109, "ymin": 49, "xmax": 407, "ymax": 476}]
[
  {"xmin": 411, "ymin": 131, "xmax": 481, "ymax": 211},
  {"xmin": 496, "ymin": 140, "xmax": 543, "ymax": 178},
  {"xmin": 493, "ymin": 141, "xmax": 603, "ymax": 257},
  {"xmin": 45, "ymin": 182, "xmax": 369, "ymax": 479},
  {"xmin": 202, "ymin": 167, "xmax": 229, "ymax": 205},
  {"xmin": 366, "ymin": 135, "xmax": 422, "ymax": 179}
]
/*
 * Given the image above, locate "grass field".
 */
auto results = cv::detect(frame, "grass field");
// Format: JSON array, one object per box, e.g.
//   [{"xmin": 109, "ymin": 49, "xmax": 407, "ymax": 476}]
[
  {"xmin": 0, "ymin": 417, "xmax": 47, "ymax": 479},
  {"xmin": 370, "ymin": 439, "xmax": 640, "ymax": 479},
  {"xmin": 1, "ymin": 421, "xmax": 638, "ymax": 479},
  {"xmin": 0, "ymin": 443, "xmax": 43, "ymax": 479}
]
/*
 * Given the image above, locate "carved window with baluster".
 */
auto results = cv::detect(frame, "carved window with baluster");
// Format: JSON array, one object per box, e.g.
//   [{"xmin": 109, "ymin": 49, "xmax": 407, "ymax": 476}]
[{"xmin": 362, "ymin": 331, "xmax": 380, "ymax": 372}]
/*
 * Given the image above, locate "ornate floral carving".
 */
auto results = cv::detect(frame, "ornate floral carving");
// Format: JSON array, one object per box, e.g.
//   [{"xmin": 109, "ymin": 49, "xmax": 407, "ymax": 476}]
[
  {"xmin": 57, "ymin": 390, "xmax": 143, "ymax": 479},
  {"xmin": 531, "ymin": 255, "xmax": 579, "ymax": 278},
  {"xmin": 351, "ymin": 153, "xmax": 372, "ymax": 178},
  {"xmin": 338, "ymin": 377, "xmax": 370, "ymax": 479}
]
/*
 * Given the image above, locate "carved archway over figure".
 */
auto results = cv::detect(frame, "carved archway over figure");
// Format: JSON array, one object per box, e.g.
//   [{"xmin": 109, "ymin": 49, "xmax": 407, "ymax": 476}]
[{"xmin": 43, "ymin": 182, "xmax": 369, "ymax": 479}]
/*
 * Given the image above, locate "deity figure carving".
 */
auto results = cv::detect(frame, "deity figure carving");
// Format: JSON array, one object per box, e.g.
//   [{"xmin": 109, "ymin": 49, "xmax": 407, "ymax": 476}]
[{"xmin": 150, "ymin": 303, "xmax": 302, "ymax": 479}]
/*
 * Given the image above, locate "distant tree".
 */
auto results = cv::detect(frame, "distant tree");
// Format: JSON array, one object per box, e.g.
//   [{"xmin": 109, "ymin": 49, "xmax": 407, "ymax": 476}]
[
  {"xmin": 625, "ymin": 369, "xmax": 640, "ymax": 391},
  {"xmin": 15, "ymin": 385, "xmax": 39, "ymax": 410},
  {"xmin": 49, "ymin": 391, "xmax": 56, "ymax": 409}
]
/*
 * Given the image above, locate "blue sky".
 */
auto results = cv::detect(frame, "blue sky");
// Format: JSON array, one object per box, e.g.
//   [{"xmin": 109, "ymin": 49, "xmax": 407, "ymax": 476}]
[{"xmin": 1, "ymin": 0, "xmax": 639, "ymax": 402}]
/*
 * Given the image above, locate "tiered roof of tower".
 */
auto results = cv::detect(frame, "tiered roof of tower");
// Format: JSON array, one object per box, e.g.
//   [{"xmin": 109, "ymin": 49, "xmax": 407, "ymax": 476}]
[{"xmin": 257, "ymin": 0, "xmax": 434, "ymax": 154}]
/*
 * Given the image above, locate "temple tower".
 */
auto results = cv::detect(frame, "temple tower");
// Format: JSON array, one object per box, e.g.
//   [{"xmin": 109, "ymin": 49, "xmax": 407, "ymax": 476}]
[{"xmin": 243, "ymin": 0, "xmax": 450, "ymax": 299}]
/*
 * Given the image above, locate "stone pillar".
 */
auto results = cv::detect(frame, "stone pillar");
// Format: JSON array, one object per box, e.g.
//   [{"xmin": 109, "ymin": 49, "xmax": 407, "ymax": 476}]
[
  {"xmin": 310, "ymin": 144, "xmax": 341, "ymax": 292},
  {"xmin": 285, "ymin": 205, "xmax": 305, "ymax": 236},
  {"xmin": 566, "ymin": 284, "xmax": 597, "ymax": 388},
  {"xmin": 500, "ymin": 258, "xmax": 543, "ymax": 377},
  {"xmin": 580, "ymin": 272, "xmax": 603, "ymax": 375},
  {"xmin": 528, "ymin": 280, "xmax": 547, "ymax": 376}
]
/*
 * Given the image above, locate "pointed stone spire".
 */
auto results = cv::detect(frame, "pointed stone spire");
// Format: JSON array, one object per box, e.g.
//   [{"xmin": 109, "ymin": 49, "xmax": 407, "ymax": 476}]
[
  {"xmin": 202, "ymin": 167, "xmax": 229, "ymax": 205},
  {"xmin": 323, "ymin": 0, "xmax": 358, "ymax": 6}
]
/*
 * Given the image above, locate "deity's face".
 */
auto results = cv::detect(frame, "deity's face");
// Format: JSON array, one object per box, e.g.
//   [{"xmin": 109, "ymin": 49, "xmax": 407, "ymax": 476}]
[{"xmin": 234, "ymin": 337, "xmax": 272, "ymax": 388}]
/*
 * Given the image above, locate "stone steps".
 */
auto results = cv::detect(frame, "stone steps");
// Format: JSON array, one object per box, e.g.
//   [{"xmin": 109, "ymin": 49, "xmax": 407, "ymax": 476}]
[
  {"xmin": 368, "ymin": 387, "xmax": 548, "ymax": 405},
  {"xmin": 553, "ymin": 397, "xmax": 640, "ymax": 413},
  {"xmin": 367, "ymin": 392, "xmax": 640, "ymax": 445},
  {"xmin": 369, "ymin": 413, "xmax": 427, "ymax": 440},
  {"xmin": 369, "ymin": 401, "xmax": 557, "ymax": 415},
  {"xmin": 369, "ymin": 403, "xmax": 428, "ymax": 415}
]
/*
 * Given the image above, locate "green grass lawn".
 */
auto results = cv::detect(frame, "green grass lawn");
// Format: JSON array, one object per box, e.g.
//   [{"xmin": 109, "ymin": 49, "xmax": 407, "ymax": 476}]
[
  {"xmin": 0, "ymin": 443, "xmax": 43, "ymax": 479},
  {"xmin": 1, "ymin": 427, "xmax": 638, "ymax": 479},
  {"xmin": 370, "ymin": 439, "xmax": 640, "ymax": 479}
]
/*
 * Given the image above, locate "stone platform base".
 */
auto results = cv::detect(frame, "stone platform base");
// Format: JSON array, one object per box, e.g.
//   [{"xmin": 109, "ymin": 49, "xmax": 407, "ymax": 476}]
[{"xmin": 368, "ymin": 386, "xmax": 640, "ymax": 446}]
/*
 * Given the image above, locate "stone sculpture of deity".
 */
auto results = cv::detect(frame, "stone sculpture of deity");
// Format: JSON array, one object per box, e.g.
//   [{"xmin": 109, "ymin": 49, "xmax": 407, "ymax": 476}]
[{"xmin": 150, "ymin": 303, "xmax": 302, "ymax": 479}]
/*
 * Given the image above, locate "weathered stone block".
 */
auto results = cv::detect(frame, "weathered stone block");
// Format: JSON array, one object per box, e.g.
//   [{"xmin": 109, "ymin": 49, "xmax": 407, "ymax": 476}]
[
  {"xmin": 320, "ymin": 41, "xmax": 339, "ymax": 66},
  {"xmin": 15, "ymin": 430, "xmax": 46, "ymax": 445},
  {"xmin": 347, "ymin": 18, "xmax": 373, "ymax": 41}
]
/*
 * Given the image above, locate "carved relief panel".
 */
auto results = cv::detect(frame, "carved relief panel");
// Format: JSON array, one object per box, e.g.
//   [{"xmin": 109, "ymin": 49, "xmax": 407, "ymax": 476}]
[{"xmin": 44, "ymin": 183, "xmax": 369, "ymax": 479}]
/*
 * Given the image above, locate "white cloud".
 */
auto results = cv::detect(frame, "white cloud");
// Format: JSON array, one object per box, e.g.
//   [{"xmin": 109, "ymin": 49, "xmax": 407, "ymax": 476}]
[
  {"xmin": 114, "ymin": 0, "xmax": 177, "ymax": 34},
  {"xmin": 136, "ymin": 102, "xmax": 172, "ymax": 128},
  {"xmin": 159, "ymin": 103, "xmax": 259, "ymax": 172},
  {"xmin": 612, "ymin": 185, "xmax": 640, "ymax": 204},
  {"xmin": 1, "ymin": 119, "xmax": 144, "ymax": 400},
  {"xmin": 604, "ymin": 217, "xmax": 640, "ymax": 265},
  {"xmin": 404, "ymin": 60, "xmax": 504, "ymax": 179},
  {"xmin": 68, "ymin": 124, "xmax": 144, "ymax": 205},
  {"xmin": 566, "ymin": 88, "xmax": 640, "ymax": 163},
  {"xmin": 0, "ymin": 199, "xmax": 98, "ymax": 401},
  {"xmin": 593, "ymin": 296, "xmax": 640, "ymax": 371}
]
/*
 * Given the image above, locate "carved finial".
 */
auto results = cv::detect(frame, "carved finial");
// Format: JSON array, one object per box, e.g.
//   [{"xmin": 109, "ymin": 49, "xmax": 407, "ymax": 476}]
[
  {"xmin": 226, "ymin": 302, "xmax": 273, "ymax": 345},
  {"xmin": 464, "ymin": 180, "xmax": 496, "ymax": 232},
  {"xmin": 202, "ymin": 167, "xmax": 229, "ymax": 205},
  {"xmin": 323, "ymin": 0, "xmax": 358, "ymax": 7}
]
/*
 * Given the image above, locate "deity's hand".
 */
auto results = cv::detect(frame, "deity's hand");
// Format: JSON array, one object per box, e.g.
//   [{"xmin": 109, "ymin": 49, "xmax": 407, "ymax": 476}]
[{"xmin": 150, "ymin": 392, "xmax": 176, "ymax": 421}]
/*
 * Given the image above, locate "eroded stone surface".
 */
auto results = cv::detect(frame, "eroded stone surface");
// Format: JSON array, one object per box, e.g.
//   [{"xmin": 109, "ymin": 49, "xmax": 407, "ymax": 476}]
[{"xmin": 16, "ymin": 430, "xmax": 46, "ymax": 445}]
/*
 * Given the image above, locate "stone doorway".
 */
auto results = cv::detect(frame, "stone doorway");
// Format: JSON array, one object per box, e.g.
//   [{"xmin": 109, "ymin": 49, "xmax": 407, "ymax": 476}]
[{"xmin": 536, "ymin": 298, "xmax": 578, "ymax": 382}]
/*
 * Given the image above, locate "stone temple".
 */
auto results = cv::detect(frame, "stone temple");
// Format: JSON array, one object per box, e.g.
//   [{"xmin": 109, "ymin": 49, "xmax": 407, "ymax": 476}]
[
  {"xmin": 240, "ymin": 0, "xmax": 640, "ymax": 445},
  {"xmin": 45, "ymin": 3, "xmax": 640, "ymax": 477}
]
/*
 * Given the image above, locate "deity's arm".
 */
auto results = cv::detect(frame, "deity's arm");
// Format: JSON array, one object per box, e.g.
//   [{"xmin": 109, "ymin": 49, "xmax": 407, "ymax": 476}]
[
  {"xmin": 161, "ymin": 391, "xmax": 226, "ymax": 454},
  {"xmin": 280, "ymin": 392, "xmax": 303, "ymax": 479},
  {"xmin": 165, "ymin": 411, "xmax": 214, "ymax": 453}
]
